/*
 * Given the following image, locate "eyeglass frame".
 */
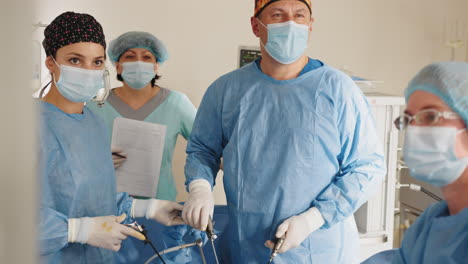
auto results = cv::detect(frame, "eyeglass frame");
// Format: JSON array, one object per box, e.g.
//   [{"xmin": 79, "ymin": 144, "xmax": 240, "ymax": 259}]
[{"xmin": 394, "ymin": 109, "xmax": 461, "ymax": 130}]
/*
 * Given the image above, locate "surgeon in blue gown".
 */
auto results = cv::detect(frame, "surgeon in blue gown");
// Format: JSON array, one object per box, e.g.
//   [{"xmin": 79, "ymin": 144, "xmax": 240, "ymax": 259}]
[
  {"xmin": 363, "ymin": 62, "xmax": 468, "ymax": 264},
  {"xmin": 181, "ymin": 0, "xmax": 386, "ymax": 263},
  {"xmin": 38, "ymin": 12, "xmax": 184, "ymax": 263}
]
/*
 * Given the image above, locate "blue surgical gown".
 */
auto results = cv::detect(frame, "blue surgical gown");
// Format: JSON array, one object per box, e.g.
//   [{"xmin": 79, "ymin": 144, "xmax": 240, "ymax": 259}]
[
  {"xmin": 185, "ymin": 62, "xmax": 386, "ymax": 263},
  {"xmin": 393, "ymin": 201, "xmax": 468, "ymax": 264},
  {"xmin": 37, "ymin": 101, "xmax": 134, "ymax": 263}
]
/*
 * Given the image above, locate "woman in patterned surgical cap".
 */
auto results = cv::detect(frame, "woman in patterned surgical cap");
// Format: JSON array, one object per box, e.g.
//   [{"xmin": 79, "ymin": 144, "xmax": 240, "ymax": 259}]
[{"xmin": 38, "ymin": 11, "xmax": 184, "ymax": 263}]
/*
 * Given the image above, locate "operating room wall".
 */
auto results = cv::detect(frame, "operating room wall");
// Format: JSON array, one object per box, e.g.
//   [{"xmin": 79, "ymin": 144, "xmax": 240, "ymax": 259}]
[{"xmin": 35, "ymin": 0, "xmax": 468, "ymax": 204}]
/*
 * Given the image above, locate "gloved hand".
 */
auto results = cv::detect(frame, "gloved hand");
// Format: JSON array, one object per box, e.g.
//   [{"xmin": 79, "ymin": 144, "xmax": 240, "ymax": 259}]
[
  {"xmin": 68, "ymin": 213, "xmax": 145, "ymax": 252},
  {"xmin": 182, "ymin": 179, "xmax": 214, "ymax": 231},
  {"xmin": 132, "ymin": 199, "xmax": 185, "ymax": 226},
  {"xmin": 265, "ymin": 207, "xmax": 325, "ymax": 253},
  {"xmin": 111, "ymin": 147, "xmax": 127, "ymax": 169}
]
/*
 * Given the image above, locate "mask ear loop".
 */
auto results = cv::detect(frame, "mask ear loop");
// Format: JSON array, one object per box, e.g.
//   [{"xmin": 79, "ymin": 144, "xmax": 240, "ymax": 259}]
[
  {"xmin": 256, "ymin": 18, "xmax": 267, "ymax": 29},
  {"xmin": 39, "ymin": 57, "xmax": 61, "ymax": 99},
  {"xmin": 256, "ymin": 18, "xmax": 269, "ymax": 48}
]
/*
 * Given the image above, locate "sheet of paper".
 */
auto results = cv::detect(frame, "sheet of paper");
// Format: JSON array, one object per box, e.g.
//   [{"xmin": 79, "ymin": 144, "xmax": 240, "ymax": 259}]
[{"xmin": 111, "ymin": 117, "xmax": 166, "ymax": 197}]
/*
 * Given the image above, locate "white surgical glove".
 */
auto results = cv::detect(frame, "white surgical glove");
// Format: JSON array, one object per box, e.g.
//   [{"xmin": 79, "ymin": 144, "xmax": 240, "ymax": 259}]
[
  {"xmin": 265, "ymin": 207, "xmax": 325, "ymax": 253},
  {"xmin": 68, "ymin": 213, "xmax": 145, "ymax": 252},
  {"xmin": 132, "ymin": 199, "xmax": 185, "ymax": 226},
  {"xmin": 111, "ymin": 147, "xmax": 127, "ymax": 169},
  {"xmin": 182, "ymin": 179, "xmax": 214, "ymax": 231}
]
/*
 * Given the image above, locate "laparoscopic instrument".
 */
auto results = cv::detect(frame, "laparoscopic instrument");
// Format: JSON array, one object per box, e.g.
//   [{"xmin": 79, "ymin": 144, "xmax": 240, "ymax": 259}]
[
  {"xmin": 141, "ymin": 215, "xmax": 220, "ymax": 264},
  {"xmin": 267, "ymin": 234, "xmax": 286, "ymax": 264},
  {"xmin": 111, "ymin": 151, "xmax": 126, "ymax": 159},
  {"xmin": 144, "ymin": 238, "xmax": 207, "ymax": 264},
  {"xmin": 125, "ymin": 222, "xmax": 167, "ymax": 264},
  {"xmin": 206, "ymin": 215, "xmax": 219, "ymax": 264}
]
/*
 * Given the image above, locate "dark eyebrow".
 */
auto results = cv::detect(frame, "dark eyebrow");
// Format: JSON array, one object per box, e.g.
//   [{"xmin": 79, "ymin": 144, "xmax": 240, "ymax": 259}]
[
  {"xmin": 94, "ymin": 56, "xmax": 105, "ymax": 60},
  {"xmin": 65, "ymin": 53, "xmax": 84, "ymax": 57},
  {"xmin": 123, "ymin": 50, "xmax": 136, "ymax": 55}
]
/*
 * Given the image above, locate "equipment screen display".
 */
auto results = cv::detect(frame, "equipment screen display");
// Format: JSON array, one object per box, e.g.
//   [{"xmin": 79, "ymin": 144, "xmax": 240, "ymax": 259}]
[{"xmin": 239, "ymin": 48, "xmax": 261, "ymax": 68}]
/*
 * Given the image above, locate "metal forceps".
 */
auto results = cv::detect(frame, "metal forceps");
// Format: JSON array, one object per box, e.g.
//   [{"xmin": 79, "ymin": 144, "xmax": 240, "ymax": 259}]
[
  {"xmin": 206, "ymin": 215, "xmax": 220, "ymax": 264},
  {"xmin": 125, "ymin": 222, "xmax": 167, "ymax": 264},
  {"xmin": 144, "ymin": 239, "xmax": 207, "ymax": 264}
]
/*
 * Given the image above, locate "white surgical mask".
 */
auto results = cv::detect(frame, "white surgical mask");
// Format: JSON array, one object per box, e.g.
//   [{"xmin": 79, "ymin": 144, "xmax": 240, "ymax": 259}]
[
  {"xmin": 257, "ymin": 19, "xmax": 309, "ymax": 64},
  {"xmin": 121, "ymin": 61, "xmax": 156, "ymax": 90},
  {"xmin": 403, "ymin": 126, "xmax": 468, "ymax": 187},
  {"xmin": 53, "ymin": 59, "xmax": 105, "ymax": 103}
]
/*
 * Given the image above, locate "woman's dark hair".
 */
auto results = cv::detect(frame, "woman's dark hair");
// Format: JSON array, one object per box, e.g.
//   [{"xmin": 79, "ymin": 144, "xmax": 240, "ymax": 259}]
[{"xmin": 116, "ymin": 73, "xmax": 161, "ymax": 87}]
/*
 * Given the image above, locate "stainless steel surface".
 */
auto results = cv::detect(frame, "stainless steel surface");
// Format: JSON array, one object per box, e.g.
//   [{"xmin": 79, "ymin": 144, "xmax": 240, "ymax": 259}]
[
  {"xmin": 207, "ymin": 216, "xmax": 219, "ymax": 264},
  {"xmin": 268, "ymin": 234, "xmax": 286, "ymax": 263},
  {"xmin": 197, "ymin": 240, "xmax": 207, "ymax": 264}
]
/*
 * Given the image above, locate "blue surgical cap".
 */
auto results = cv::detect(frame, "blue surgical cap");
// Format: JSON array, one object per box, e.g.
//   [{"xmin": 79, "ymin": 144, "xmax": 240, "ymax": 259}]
[
  {"xmin": 108, "ymin": 31, "xmax": 169, "ymax": 65},
  {"xmin": 405, "ymin": 62, "xmax": 468, "ymax": 125}
]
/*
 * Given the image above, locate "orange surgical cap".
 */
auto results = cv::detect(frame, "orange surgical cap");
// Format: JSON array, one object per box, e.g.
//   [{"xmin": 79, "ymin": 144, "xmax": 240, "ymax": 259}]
[{"xmin": 254, "ymin": 0, "xmax": 312, "ymax": 17}]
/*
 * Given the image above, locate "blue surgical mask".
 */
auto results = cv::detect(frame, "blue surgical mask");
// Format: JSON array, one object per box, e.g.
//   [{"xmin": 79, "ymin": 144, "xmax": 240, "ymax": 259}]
[
  {"xmin": 403, "ymin": 126, "xmax": 468, "ymax": 187},
  {"xmin": 257, "ymin": 19, "xmax": 309, "ymax": 64},
  {"xmin": 53, "ymin": 60, "xmax": 105, "ymax": 103},
  {"xmin": 121, "ymin": 61, "xmax": 156, "ymax": 90}
]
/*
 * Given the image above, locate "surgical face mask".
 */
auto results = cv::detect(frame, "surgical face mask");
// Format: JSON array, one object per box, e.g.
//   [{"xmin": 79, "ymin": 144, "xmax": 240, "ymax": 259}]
[
  {"xmin": 257, "ymin": 19, "xmax": 309, "ymax": 64},
  {"xmin": 403, "ymin": 126, "xmax": 468, "ymax": 187},
  {"xmin": 53, "ymin": 60, "xmax": 105, "ymax": 103},
  {"xmin": 121, "ymin": 61, "xmax": 156, "ymax": 90}
]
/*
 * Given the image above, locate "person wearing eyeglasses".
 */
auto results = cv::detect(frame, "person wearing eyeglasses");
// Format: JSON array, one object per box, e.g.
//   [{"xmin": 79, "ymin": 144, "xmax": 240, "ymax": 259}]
[{"xmin": 363, "ymin": 61, "xmax": 468, "ymax": 264}]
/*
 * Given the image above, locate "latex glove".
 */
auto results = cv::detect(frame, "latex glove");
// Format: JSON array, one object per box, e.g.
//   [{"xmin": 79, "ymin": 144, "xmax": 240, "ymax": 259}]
[
  {"xmin": 68, "ymin": 213, "xmax": 145, "ymax": 252},
  {"xmin": 111, "ymin": 147, "xmax": 127, "ymax": 169},
  {"xmin": 132, "ymin": 199, "xmax": 185, "ymax": 226},
  {"xmin": 265, "ymin": 207, "xmax": 325, "ymax": 253},
  {"xmin": 182, "ymin": 179, "xmax": 214, "ymax": 231}
]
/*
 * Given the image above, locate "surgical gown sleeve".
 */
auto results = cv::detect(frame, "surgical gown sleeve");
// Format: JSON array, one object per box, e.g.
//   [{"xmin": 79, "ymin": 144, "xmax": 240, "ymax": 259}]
[
  {"xmin": 185, "ymin": 82, "xmax": 223, "ymax": 188},
  {"xmin": 177, "ymin": 93, "xmax": 196, "ymax": 140},
  {"xmin": 313, "ymin": 76, "xmax": 386, "ymax": 228},
  {"xmin": 116, "ymin": 192, "xmax": 134, "ymax": 224},
  {"xmin": 40, "ymin": 208, "xmax": 69, "ymax": 255},
  {"xmin": 39, "ymin": 141, "xmax": 70, "ymax": 255}
]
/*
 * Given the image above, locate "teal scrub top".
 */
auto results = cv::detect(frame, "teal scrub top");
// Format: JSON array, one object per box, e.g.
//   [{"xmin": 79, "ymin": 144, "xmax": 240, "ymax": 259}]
[{"xmin": 87, "ymin": 87, "xmax": 196, "ymax": 201}]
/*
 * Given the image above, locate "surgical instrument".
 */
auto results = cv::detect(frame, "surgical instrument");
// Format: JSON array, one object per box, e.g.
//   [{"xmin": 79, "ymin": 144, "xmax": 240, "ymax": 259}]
[
  {"xmin": 396, "ymin": 183, "xmax": 442, "ymax": 201},
  {"xmin": 126, "ymin": 222, "xmax": 166, "ymax": 264},
  {"xmin": 111, "ymin": 151, "xmax": 126, "ymax": 159},
  {"xmin": 267, "ymin": 234, "xmax": 286, "ymax": 264},
  {"xmin": 197, "ymin": 239, "xmax": 207, "ymax": 264},
  {"xmin": 144, "ymin": 239, "xmax": 207, "ymax": 264},
  {"xmin": 206, "ymin": 215, "xmax": 219, "ymax": 264}
]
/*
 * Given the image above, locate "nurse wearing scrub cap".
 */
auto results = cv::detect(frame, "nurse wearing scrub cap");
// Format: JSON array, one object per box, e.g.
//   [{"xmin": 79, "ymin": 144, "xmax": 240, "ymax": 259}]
[{"xmin": 39, "ymin": 12, "xmax": 184, "ymax": 263}]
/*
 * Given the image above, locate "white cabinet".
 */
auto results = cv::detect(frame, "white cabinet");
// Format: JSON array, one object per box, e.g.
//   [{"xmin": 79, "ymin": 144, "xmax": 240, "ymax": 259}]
[{"xmin": 355, "ymin": 93, "xmax": 405, "ymax": 262}]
